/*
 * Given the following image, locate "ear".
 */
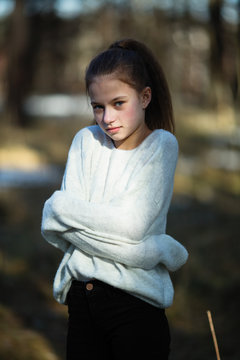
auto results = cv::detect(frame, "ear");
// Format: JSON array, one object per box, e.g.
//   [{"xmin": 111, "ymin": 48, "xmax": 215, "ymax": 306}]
[{"xmin": 141, "ymin": 87, "xmax": 152, "ymax": 109}]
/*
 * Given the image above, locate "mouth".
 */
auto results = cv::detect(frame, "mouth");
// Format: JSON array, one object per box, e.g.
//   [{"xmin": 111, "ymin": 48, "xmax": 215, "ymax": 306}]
[{"xmin": 106, "ymin": 127, "xmax": 121, "ymax": 134}]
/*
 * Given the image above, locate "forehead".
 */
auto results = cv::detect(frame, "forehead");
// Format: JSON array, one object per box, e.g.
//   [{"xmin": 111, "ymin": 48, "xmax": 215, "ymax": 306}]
[{"xmin": 88, "ymin": 75, "xmax": 137, "ymax": 101}]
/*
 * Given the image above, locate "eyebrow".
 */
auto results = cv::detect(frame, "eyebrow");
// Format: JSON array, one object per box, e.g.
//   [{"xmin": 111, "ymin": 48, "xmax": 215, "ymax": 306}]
[
  {"xmin": 90, "ymin": 96, "xmax": 128, "ymax": 105},
  {"xmin": 112, "ymin": 96, "xmax": 128, "ymax": 101}
]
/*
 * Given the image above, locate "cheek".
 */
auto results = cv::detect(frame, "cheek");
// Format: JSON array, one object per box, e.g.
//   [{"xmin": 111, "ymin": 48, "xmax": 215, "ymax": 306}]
[
  {"xmin": 124, "ymin": 105, "xmax": 137, "ymax": 121},
  {"xmin": 123, "ymin": 104, "xmax": 143, "ymax": 126},
  {"xmin": 94, "ymin": 112, "xmax": 103, "ymax": 124},
  {"xmin": 96, "ymin": 119, "xmax": 103, "ymax": 128}
]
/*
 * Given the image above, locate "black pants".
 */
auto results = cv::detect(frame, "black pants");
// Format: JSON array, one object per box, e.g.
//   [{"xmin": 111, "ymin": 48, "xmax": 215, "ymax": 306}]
[{"xmin": 66, "ymin": 279, "xmax": 171, "ymax": 360}]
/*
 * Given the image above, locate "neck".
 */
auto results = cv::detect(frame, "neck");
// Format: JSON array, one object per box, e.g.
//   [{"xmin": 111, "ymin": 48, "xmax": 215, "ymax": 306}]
[{"xmin": 114, "ymin": 126, "xmax": 152, "ymax": 150}]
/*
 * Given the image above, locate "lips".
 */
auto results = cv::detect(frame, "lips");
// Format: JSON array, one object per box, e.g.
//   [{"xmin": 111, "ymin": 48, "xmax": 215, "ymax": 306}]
[{"xmin": 106, "ymin": 127, "xmax": 121, "ymax": 134}]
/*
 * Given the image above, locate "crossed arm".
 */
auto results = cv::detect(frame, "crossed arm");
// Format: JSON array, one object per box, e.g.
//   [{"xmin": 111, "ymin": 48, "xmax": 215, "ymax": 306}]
[
  {"xmin": 42, "ymin": 191, "xmax": 188, "ymax": 271},
  {"xmin": 41, "ymin": 130, "xmax": 188, "ymax": 271}
]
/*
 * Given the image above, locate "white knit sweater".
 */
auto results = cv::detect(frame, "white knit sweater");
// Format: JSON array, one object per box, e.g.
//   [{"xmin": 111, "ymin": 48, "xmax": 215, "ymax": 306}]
[{"xmin": 41, "ymin": 125, "xmax": 188, "ymax": 308}]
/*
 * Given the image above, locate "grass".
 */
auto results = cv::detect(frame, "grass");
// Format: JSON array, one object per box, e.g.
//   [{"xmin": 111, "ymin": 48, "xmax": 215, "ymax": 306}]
[{"xmin": 0, "ymin": 304, "xmax": 59, "ymax": 360}]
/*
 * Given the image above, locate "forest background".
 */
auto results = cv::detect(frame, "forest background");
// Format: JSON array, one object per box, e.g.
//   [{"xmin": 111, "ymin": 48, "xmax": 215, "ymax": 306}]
[{"xmin": 0, "ymin": 0, "xmax": 239, "ymax": 359}]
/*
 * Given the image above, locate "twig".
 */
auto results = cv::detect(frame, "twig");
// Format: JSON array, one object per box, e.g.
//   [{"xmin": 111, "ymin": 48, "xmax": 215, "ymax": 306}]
[{"xmin": 207, "ymin": 310, "xmax": 221, "ymax": 360}]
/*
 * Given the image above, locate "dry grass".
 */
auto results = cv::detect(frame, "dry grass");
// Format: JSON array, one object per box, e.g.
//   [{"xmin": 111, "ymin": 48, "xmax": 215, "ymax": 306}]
[{"xmin": 0, "ymin": 305, "xmax": 59, "ymax": 360}]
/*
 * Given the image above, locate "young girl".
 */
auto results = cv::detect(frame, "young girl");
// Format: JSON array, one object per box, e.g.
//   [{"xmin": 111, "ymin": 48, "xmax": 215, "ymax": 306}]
[{"xmin": 41, "ymin": 38, "xmax": 188, "ymax": 360}]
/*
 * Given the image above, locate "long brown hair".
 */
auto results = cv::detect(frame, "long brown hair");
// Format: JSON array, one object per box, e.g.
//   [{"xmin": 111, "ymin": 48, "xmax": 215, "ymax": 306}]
[{"xmin": 85, "ymin": 39, "xmax": 175, "ymax": 133}]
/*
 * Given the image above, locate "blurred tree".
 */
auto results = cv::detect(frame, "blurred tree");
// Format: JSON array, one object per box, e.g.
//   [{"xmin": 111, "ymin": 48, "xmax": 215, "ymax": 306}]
[
  {"xmin": 3, "ymin": 0, "xmax": 239, "ymax": 126},
  {"xmin": 237, "ymin": 0, "xmax": 240, "ymax": 108},
  {"xmin": 5, "ymin": 0, "xmax": 32, "ymax": 126},
  {"xmin": 209, "ymin": 0, "xmax": 239, "ymax": 112},
  {"xmin": 208, "ymin": 0, "xmax": 225, "ymax": 107},
  {"xmin": 5, "ymin": 0, "xmax": 58, "ymax": 126},
  {"xmin": 5, "ymin": 0, "xmax": 75, "ymax": 126}
]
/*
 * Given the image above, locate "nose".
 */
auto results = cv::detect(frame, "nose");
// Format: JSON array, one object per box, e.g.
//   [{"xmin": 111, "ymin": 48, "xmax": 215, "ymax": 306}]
[{"xmin": 103, "ymin": 107, "xmax": 115, "ymax": 125}]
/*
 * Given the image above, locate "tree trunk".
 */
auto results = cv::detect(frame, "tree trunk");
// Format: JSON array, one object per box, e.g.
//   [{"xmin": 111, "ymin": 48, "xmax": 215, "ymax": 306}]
[
  {"xmin": 208, "ymin": 0, "xmax": 225, "ymax": 108},
  {"xmin": 236, "ymin": 0, "xmax": 240, "ymax": 110},
  {"xmin": 5, "ymin": 0, "xmax": 30, "ymax": 125}
]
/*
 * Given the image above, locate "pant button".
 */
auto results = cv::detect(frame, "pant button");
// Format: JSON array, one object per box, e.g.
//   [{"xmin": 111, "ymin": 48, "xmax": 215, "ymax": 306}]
[{"xmin": 86, "ymin": 283, "xmax": 93, "ymax": 291}]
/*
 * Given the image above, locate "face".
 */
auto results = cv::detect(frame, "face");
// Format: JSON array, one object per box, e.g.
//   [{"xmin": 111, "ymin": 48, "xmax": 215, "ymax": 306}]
[{"xmin": 88, "ymin": 75, "xmax": 152, "ymax": 150}]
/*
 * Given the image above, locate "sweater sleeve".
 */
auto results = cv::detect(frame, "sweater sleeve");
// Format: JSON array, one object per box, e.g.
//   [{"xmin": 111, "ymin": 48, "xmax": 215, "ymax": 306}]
[
  {"xmin": 60, "ymin": 230, "xmax": 188, "ymax": 271},
  {"xmin": 41, "ymin": 131, "xmax": 188, "ymax": 270},
  {"xmin": 41, "ymin": 131, "xmax": 178, "ymax": 244}
]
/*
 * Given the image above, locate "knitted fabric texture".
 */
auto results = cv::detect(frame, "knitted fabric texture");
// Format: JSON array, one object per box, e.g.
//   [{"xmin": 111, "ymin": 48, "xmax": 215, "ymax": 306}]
[{"xmin": 41, "ymin": 126, "xmax": 188, "ymax": 308}]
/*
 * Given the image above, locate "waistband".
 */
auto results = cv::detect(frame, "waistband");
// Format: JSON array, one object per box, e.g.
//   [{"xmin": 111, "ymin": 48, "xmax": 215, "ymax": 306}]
[
  {"xmin": 71, "ymin": 279, "xmax": 133, "ymax": 297},
  {"xmin": 72, "ymin": 279, "xmax": 119, "ymax": 290},
  {"xmin": 70, "ymin": 279, "xmax": 165, "ymax": 312}
]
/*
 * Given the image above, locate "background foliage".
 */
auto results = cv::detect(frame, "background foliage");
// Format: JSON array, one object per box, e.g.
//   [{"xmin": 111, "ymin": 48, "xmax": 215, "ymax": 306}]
[{"xmin": 0, "ymin": 0, "xmax": 239, "ymax": 359}]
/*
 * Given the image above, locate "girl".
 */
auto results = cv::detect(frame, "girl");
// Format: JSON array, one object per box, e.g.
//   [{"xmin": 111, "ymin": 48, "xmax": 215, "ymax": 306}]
[{"xmin": 41, "ymin": 39, "xmax": 188, "ymax": 360}]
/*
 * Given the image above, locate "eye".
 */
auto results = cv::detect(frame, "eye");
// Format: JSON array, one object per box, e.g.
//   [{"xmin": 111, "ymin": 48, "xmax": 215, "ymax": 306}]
[
  {"xmin": 92, "ymin": 104, "xmax": 104, "ymax": 111},
  {"xmin": 115, "ymin": 101, "xmax": 124, "ymax": 108}
]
